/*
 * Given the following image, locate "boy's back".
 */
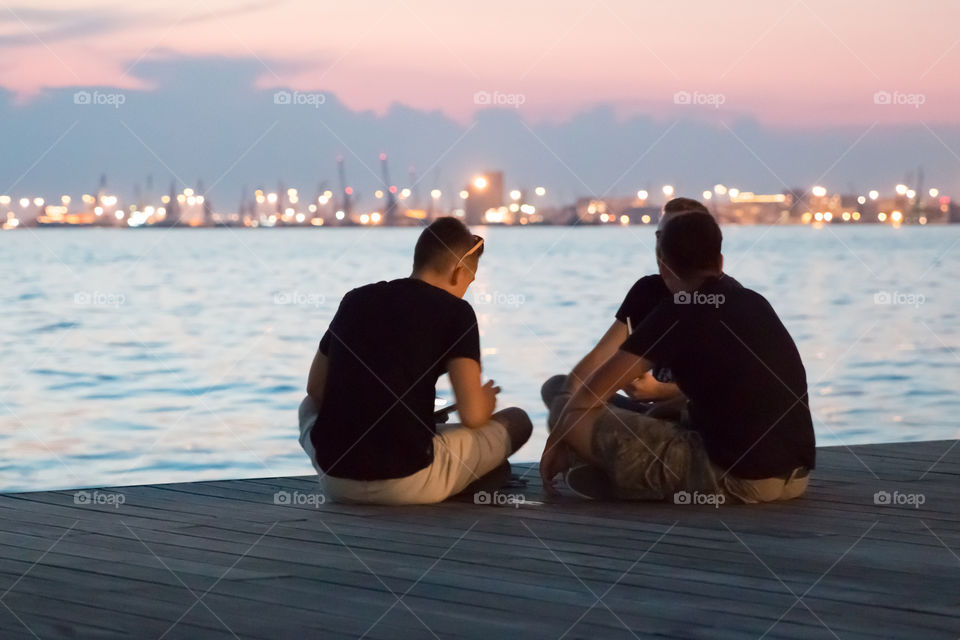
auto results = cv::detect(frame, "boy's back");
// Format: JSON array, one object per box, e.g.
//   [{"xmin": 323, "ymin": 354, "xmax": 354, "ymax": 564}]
[{"xmin": 312, "ymin": 278, "xmax": 480, "ymax": 480}]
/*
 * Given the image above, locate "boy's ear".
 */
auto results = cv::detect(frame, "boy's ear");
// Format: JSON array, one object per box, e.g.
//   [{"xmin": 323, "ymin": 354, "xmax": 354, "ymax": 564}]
[{"xmin": 449, "ymin": 265, "xmax": 462, "ymax": 287}]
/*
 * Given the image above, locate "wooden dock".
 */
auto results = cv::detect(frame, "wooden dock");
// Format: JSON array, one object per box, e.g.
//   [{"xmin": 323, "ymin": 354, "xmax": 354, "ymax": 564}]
[{"xmin": 1, "ymin": 440, "xmax": 958, "ymax": 639}]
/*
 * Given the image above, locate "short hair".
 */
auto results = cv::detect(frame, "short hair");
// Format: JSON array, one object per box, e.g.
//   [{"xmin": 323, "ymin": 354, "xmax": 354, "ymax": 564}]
[
  {"xmin": 413, "ymin": 217, "xmax": 483, "ymax": 273},
  {"xmin": 657, "ymin": 210, "xmax": 722, "ymax": 278},
  {"xmin": 663, "ymin": 197, "xmax": 709, "ymax": 216}
]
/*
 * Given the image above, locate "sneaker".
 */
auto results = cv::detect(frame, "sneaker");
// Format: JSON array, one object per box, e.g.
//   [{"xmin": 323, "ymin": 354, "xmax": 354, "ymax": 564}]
[{"xmin": 565, "ymin": 464, "xmax": 615, "ymax": 500}]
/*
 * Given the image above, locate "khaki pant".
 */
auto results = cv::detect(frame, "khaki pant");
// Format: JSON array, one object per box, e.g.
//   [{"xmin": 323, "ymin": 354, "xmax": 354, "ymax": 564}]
[
  {"xmin": 298, "ymin": 396, "xmax": 511, "ymax": 505},
  {"xmin": 589, "ymin": 404, "xmax": 810, "ymax": 504}
]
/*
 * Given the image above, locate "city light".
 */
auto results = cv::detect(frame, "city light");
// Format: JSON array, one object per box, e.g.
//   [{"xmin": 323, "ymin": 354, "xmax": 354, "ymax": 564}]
[
  {"xmin": 473, "ymin": 176, "xmax": 488, "ymax": 190},
  {"xmin": 19, "ymin": 198, "xmax": 29, "ymax": 207},
  {"xmin": 640, "ymin": 214, "xmax": 651, "ymax": 224},
  {"xmin": 728, "ymin": 188, "xmax": 739, "ymax": 198},
  {"xmin": 895, "ymin": 184, "xmax": 908, "ymax": 195},
  {"xmin": 714, "ymin": 184, "xmax": 727, "ymax": 195},
  {"xmin": 662, "ymin": 185, "xmax": 674, "ymax": 197},
  {"xmin": 891, "ymin": 210, "xmax": 903, "ymax": 222},
  {"xmin": 510, "ymin": 189, "xmax": 521, "ymax": 201},
  {"xmin": 535, "ymin": 187, "xmax": 546, "ymax": 196},
  {"xmin": 857, "ymin": 196, "xmax": 866, "ymax": 204},
  {"xmin": 929, "ymin": 188, "xmax": 939, "ymax": 198},
  {"xmin": 619, "ymin": 214, "xmax": 629, "ymax": 225},
  {"xmin": 431, "ymin": 189, "xmax": 442, "ymax": 199},
  {"xmin": 459, "ymin": 190, "xmax": 469, "ymax": 199},
  {"xmin": 335, "ymin": 210, "xmax": 345, "ymax": 220},
  {"xmin": 371, "ymin": 212, "xmax": 382, "ymax": 223},
  {"xmin": 878, "ymin": 212, "xmax": 888, "ymax": 222},
  {"xmin": 823, "ymin": 211, "xmax": 833, "ymax": 222},
  {"xmin": 702, "ymin": 190, "xmax": 712, "ymax": 200},
  {"xmin": 869, "ymin": 190, "xmax": 879, "ymax": 200},
  {"xmin": 811, "ymin": 186, "xmax": 827, "ymax": 197},
  {"xmin": 637, "ymin": 189, "xmax": 648, "ymax": 200},
  {"xmin": 906, "ymin": 189, "xmax": 916, "ymax": 199}
]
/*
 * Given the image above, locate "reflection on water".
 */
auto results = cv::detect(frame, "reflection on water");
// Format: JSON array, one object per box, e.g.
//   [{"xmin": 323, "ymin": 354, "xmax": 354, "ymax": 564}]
[{"xmin": 2, "ymin": 226, "xmax": 958, "ymax": 491}]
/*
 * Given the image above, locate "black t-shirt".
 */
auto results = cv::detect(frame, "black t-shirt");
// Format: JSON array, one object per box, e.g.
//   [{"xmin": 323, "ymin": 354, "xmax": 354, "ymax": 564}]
[
  {"xmin": 615, "ymin": 274, "xmax": 739, "ymax": 383},
  {"xmin": 621, "ymin": 276, "xmax": 816, "ymax": 479},
  {"xmin": 311, "ymin": 278, "xmax": 481, "ymax": 480}
]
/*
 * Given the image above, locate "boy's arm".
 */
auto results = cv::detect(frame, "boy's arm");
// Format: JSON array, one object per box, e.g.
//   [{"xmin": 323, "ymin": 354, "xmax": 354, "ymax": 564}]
[
  {"xmin": 306, "ymin": 349, "xmax": 329, "ymax": 406},
  {"xmin": 564, "ymin": 320, "xmax": 629, "ymax": 394},
  {"xmin": 542, "ymin": 350, "xmax": 653, "ymax": 490},
  {"xmin": 447, "ymin": 357, "xmax": 499, "ymax": 428}
]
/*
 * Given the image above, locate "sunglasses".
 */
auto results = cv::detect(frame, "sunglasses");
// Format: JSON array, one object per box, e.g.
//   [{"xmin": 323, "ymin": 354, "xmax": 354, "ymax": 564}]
[{"xmin": 455, "ymin": 234, "xmax": 484, "ymax": 267}]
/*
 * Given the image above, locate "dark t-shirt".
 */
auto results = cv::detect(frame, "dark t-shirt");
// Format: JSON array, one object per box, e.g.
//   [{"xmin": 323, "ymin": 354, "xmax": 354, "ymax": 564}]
[
  {"xmin": 615, "ymin": 274, "xmax": 739, "ymax": 383},
  {"xmin": 311, "ymin": 278, "xmax": 481, "ymax": 480},
  {"xmin": 621, "ymin": 276, "xmax": 816, "ymax": 479}
]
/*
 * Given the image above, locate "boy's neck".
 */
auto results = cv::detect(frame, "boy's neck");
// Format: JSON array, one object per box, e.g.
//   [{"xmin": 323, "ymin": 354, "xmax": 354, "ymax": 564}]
[{"xmin": 411, "ymin": 270, "xmax": 456, "ymax": 297}]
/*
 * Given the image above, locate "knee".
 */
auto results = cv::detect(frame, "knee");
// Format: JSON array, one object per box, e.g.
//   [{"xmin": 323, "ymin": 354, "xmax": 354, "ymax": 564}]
[
  {"xmin": 493, "ymin": 406, "xmax": 533, "ymax": 453},
  {"xmin": 541, "ymin": 374, "xmax": 568, "ymax": 406}
]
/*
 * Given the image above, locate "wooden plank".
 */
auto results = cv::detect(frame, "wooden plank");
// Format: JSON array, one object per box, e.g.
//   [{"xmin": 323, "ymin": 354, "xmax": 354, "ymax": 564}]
[{"xmin": 0, "ymin": 440, "xmax": 958, "ymax": 639}]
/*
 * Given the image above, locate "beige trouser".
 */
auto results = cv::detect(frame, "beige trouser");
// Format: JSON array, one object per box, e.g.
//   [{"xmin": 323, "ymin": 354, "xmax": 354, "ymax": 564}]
[
  {"xmin": 298, "ymin": 396, "xmax": 511, "ymax": 505},
  {"xmin": 717, "ymin": 465, "xmax": 809, "ymax": 504}
]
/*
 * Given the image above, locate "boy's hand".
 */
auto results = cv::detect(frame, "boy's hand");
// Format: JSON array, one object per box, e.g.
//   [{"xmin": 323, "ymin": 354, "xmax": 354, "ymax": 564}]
[
  {"xmin": 483, "ymin": 379, "xmax": 500, "ymax": 413},
  {"xmin": 540, "ymin": 438, "xmax": 570, "ymax": 496}
]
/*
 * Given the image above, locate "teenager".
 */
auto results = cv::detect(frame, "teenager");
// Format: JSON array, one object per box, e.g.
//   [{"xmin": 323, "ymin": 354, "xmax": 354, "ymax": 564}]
[
  {"xmin": 541, "ymin": 210, "xmax": 815, "ymax": 503},
  {"xmin": 541, "ymin": 198, "xmax": 729, "ymax": 425},
  {"xmin": 299, "ymin": 217, "xmax": 531, "ymax": 505}
]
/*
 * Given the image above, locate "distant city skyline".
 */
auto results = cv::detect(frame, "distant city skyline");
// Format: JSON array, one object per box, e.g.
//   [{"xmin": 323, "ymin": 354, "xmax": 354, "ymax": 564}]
[{"xmin": 1, "ymin": 2, "xmax": 959, "ymax": 206}]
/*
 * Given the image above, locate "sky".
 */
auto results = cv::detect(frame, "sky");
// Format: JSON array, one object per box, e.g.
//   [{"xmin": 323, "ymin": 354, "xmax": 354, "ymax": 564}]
[{"xmin": 1, "ymin": 1, "xmax": 959, "ymax": 204}]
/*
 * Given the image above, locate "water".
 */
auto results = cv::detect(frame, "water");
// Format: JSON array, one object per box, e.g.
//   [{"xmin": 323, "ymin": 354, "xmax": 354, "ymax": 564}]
[{"xmin": 2, "ymin": 225, "xmax": 958, "ymax": 492}]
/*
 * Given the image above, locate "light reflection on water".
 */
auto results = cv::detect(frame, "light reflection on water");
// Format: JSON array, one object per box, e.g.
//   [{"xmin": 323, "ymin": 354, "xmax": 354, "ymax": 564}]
[{"xmin": 2, "ymin": 225, "xmax": 958, "ymax": 491}]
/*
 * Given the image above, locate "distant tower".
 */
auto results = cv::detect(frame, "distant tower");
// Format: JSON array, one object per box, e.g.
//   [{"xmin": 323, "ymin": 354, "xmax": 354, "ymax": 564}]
[
  {"xmin": 380, "ymin": 153, "xmax": 398, "ymax": 226},
  {"xmin": 408, "ymin": 164, "xmax": 420, "ymax": 210},
  {"xmin": 465, "ymin": 171, "xmax": 504, "ymax": 225},
  {"xmin": 337, "ymin": 155, "xmax": 352, "ymax": 218},
  {"xmin": 197, "ymin": 180, "xmax": 213, "ymax": 226},
  {"xmin": 166, "ymin": 180, "xmax": 181, "ymax": 226}
]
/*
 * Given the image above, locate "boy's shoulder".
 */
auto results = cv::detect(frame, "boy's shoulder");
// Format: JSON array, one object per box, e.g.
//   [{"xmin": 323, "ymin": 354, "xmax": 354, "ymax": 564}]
[{"xmin": 346, "ymin": 278, "xmax": 471, "ymax": 310}]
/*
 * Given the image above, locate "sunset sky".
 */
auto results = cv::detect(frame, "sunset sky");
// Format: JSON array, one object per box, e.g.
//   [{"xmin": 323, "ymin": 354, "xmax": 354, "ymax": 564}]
[{"xmin": 2, "ymin": 0, "xmax": 958, "ymax": 127}]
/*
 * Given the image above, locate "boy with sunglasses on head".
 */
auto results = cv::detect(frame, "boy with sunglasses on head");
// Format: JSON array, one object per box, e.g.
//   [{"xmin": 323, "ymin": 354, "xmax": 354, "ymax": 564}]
[{"xmin": 298, "ymin": 217, "xmax": 531, "ymax": 505}]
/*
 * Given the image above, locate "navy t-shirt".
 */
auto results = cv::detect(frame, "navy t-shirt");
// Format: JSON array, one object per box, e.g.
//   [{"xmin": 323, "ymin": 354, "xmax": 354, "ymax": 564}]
[
  {"xmin": 621, "ymin": 276, "xmax": 816, "ymax": 479},
  {"xmin": 311, "ymin": 278, "xmax": 481, "ymax": 480}
]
